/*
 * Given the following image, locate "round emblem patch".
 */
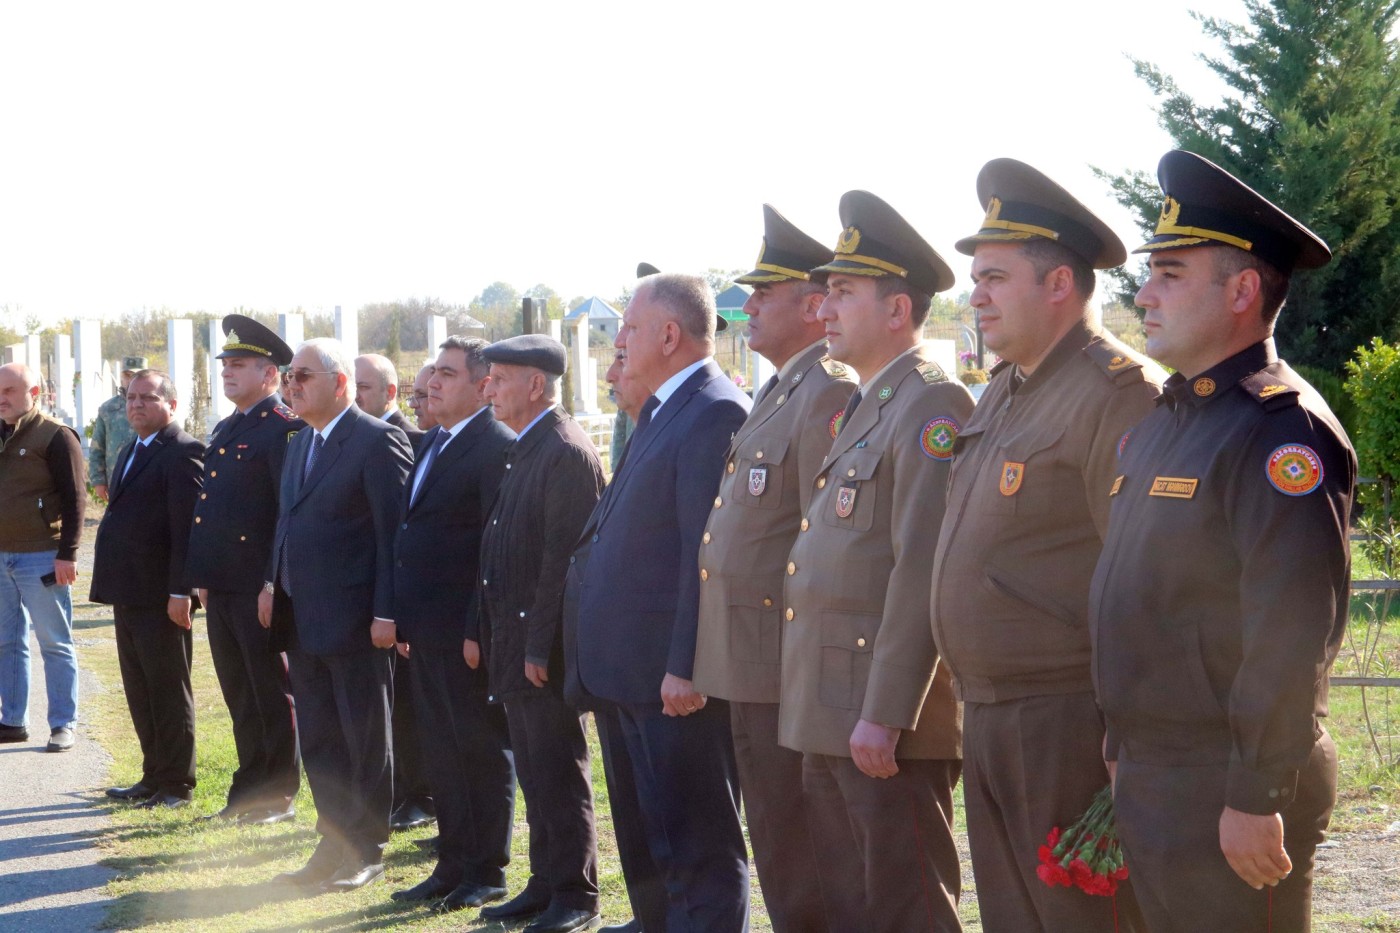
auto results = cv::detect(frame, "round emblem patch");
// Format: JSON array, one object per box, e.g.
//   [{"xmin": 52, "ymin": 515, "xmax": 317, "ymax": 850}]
[
  {"xmin": 920, "ymin": 417, "xmax": 958, "ymax": 461},
  {"xmin": 1193, "ymin": 377, "xmax": 1216, "ymax": 397},
  {"xmin": 829, "ymin": 410, "xmax": 844, "ymax": 439},
  {"xmin": 1267, "ymin": 443, "xmax": 1324, "ymax": 496}
]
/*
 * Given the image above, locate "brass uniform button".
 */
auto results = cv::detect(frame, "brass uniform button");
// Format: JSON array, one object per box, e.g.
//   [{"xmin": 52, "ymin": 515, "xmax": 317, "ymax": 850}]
[
  {"xmin": 785, "ymin": 608, "xmax": 795, "ymax": 621},
  {"xmin": 210, "ymin": 470, "xmax": 217, "ymax": 478},
  {"xmin": 714, "ymin": 496, "xmax": 723, "ymax": 508},
  {"xmin": 786, "ymin": 562, "xmax": 796, "ymax": 575},
  {"xmin": 218, "ymin": 447, "xmax": 226, "ymax": 455},
  {"xmin": 763, "ymin": 598, "xmax": 773, "ymax": 607},
  {"xmin": 756, "ymin": 450, "xmax": 764, "ymax": 459},
  {"xmin": 194, "ymin": 516, "xmax": 201, "ymax": 524},
  {"xmin": 200, "ymin": 493, "xmax": 207, "ymax": 500},
  {"xmin": 857, "ymin": 637, "xmax": 867, "ymax": 647},
  {"xmin": 816, "ymin": 477, "xmax": 826, "ymax": 489},
  {"xmin": 727, "ymin": 462, "xmax": 735, "ymax": 474},
  {"xmin": 847, "ymin": 468, "xmax": 856, "ymax": 477},
  {"xmin": 700, "ymin": 569, "xmax": 709, "ymax": 581},
  {"xmin": 702, "ymin": 532, "xmax": 711, "ymax": 544},
  {"xmin": 800, "ymin": 518, "xmax": 810, "ymax": 531},
  {"xmin": 239, "ymin": 535, "xmax": 247, "ymax": 541}
]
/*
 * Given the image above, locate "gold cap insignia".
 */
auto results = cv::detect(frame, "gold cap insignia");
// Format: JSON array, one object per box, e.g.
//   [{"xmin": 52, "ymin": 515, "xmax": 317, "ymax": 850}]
[
  {"xmin": 1193, "ymin": 377, "xmax": 1216, "ymax": 397},
  {"xmin": 224, "ymin": 329, "xmax": 240, "ymax": 348},
  {"xmin": 1158, "ymin": 196, "xmax": 1182, "ymax": 228},
  {"xmin": 836, "ymin": 226, "xmax": 861, "ymax": 255}
]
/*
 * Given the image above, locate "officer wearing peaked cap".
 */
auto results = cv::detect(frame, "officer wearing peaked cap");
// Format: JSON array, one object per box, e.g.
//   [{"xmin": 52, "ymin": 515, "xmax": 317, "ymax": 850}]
[
  {"xmin": 691, "ymin": 204, "xmax": 855, "ymax": 932},
  {"xmin": 186, "ymin": 314, "xmax": 304, "ymax": 824},
  {"xmin": 931, "ymin": 158, "xmax": 1159, "ymax": 932},
  {"xmin": 780, "ymin": 190, "xmax": 974, "ymax": 931},
  {"xmin": 1090, "ymin": 151, "xmax": 1355, "ymax": 932}
]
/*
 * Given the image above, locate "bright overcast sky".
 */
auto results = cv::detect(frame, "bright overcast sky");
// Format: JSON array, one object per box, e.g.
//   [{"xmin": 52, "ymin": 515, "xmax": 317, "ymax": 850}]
[{"xmin": 0, "ymin": 0, "xmax": 1246, "ymax": 327}]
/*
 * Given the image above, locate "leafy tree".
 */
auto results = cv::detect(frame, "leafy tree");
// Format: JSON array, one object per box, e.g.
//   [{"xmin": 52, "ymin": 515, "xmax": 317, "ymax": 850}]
[
  {"xmin": 1095, "ymin": 0, "xmax": 1400, "ymax": 373},
  {"xmin": 1345, "ymin": 337, "xmax": 1400, "ymax": 511}
]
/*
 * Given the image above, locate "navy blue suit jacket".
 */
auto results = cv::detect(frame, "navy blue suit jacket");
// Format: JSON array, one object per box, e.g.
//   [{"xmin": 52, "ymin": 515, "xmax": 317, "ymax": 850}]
[
  {"xmin": 567, "ymin": 360, "xmax": 750, "ymax": 706},
  {"xmin": 268, "ymin": 405, "xmax": 412, "ymax": 656},
  {"xmin": 392, "ymin": 410, "xmax": 514, "ymax": 650}
]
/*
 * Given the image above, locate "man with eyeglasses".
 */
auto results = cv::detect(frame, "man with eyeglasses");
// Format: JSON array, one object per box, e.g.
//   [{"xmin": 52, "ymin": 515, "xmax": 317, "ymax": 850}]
[
  {"xmin": 259, "ymin": 338, "xmax": 413, "ymax": 894},
  {"xmin": 409, "ymin": 365, "xmax": 437, "ymax": 432}
]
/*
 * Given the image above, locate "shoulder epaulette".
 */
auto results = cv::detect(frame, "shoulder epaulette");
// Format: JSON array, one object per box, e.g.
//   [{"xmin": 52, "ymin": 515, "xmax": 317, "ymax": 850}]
[
  {"xmin": 820, "ymin": 356, "xmax": 852, "ymax": 380},
  {"xmin": 1084, "ymin": 339, "xmax": 1145, "ymax": 381},
  {"xmin": 916, "ymin": 360, "xmax": 948, "ymax": 385},
  {"xmin": 271, "ymin": 404, "xmax": 297, "ymax": 421},
  {"xmin": 1239, "ymin": 370, "xmax": 1300, "ymax": 410}
]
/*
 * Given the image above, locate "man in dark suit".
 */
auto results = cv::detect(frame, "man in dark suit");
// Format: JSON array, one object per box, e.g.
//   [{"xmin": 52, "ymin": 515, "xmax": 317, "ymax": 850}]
[
  {"xmin": 478, "ymin": 335, "xmax": 606, "ymax": 933},
  {"xmin": 388, "ymin": 336, "xmax": 517, "ymax": 914},
  {"xmin": 565, "ymin": 272, "xmax": 752, "ymax": 932},
  {"xmin": 90, "ymin": 369, "xmax": 205, "ymax": 809},
  {"xmin": 187, "ymin": 315, "xmax": 303, "ymax": 826},
  {"xmin": 257, "ymin": 338, "xmax": 412, "ymax": 893},
  {"xmin": 354, "ymin": 352, "xmax": 433, "ymax": 832}
]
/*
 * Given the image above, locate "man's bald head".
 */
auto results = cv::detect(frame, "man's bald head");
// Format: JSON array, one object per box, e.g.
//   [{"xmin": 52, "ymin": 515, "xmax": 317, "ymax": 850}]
[
  {"xmin": 354, "ymin": 353, "xmax": 400, "ymax": 416},
  {"xmin": 0, "ymin": 363, "xmax": 40, "ymax": 424}
]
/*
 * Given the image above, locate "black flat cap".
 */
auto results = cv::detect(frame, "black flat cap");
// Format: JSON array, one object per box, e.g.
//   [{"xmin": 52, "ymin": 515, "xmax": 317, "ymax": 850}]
[
  {"xmin": 955, "ymin": 158, "xmax": 1126, "ymax": 269},
  {"xmin": 217, "ymin": 314, "xmax": 293, "ymax": 366},
  {"xmin": 735, "ymin": 204, "xmax": 834, "ymax": 284},
  {"xmin": 635, "ymin": 262, "xmax": 726, "ymax": 330},
  {"xmin": 483, "ymin": 334, "xmax": 567, "ymax": 376},
  {"xmin": 811, "ymin": 190, "xmax": 956, "ymax": 295},
  {"xmin": 1134, "ymin": 150, "xmax": 1331, "ymax": 273}
]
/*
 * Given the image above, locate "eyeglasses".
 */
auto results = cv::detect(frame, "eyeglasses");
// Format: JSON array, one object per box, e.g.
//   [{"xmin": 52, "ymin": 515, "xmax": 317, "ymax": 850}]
[
  {"xmin": 283, "ymin": 370, "xmax": 338, "ymax": 385},
  {"xmin": 407, "ymin": 392, "xmax": 429, "ymax": 408}
]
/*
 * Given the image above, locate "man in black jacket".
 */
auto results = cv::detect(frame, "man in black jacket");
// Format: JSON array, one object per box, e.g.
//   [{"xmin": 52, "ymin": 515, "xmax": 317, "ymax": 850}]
[
  {"xmin": 388, "ymin": 336, "xmax": 518, "ymax": 914},
  {"xmin": 187, "ymin": 315, "xmax": 302, "ymax": 825},
  {"xmin": 90, "ymin": 370, "xmax": 205, "ymax": 808},
  {"xmin": 477, "ymin": 335, "xmax": 606, "ymax": 933}
]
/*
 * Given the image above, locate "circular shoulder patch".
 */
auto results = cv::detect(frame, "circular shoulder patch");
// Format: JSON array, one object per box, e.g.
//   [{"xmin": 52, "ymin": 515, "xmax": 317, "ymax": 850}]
[
  {"xmin": 1267, "ymin": 443, "xmax": 1324, "ymax": 496},
  {"xmin": 921, "ymin": 417, "xmax": 959, "ymax": 461},
  {"xmin": 829, "ymin": 410, "xmax": 844, "ymax": 439}
]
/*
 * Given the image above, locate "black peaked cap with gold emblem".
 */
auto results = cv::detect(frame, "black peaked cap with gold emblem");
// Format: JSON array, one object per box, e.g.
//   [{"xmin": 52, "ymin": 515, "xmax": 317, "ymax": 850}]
[
  {"xmin": 217, "ymin": 314, "xmax": 294, "ymax": 366},
  {"xmin": 955, "ymin": 158, "xmax": 1126, "ymax": 269},
  {"xmin": 1134, "ymin": 150, "xmax": 1331, "ymax": 273},
  {"xmin": 635, "ymin": 262, "xmax": 727, "ymax": 330},
  {"xmin": 735, "ymin": 204, "xmax": 834, "ymax": 285},
  {"xmin": 810, "ymin": 190, "xmax": 955, "ymax": 295}
]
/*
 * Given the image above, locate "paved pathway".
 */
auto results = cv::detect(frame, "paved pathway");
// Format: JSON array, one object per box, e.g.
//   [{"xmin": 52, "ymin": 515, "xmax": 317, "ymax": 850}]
[{"xmin": 0, "ymin": 634, "xmax": 113, "ymax": 930}]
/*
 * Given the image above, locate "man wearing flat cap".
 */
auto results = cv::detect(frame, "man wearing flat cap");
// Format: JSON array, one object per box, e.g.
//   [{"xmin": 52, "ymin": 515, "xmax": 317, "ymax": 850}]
[
  {"xmin": 476, "ymin": 334, "xmax": 607, "ymax": 933},
  {"xmin": 389, "ymin": 336, "xmax": 516, "ymax": 912},
  {"xmin": 187, "ymin": 315, "xmax": 304, "ymax": 825},
  {"xmin": 89, "ymin": 356, "xmax": 146, "ymax": 501},
  {"xmin": 780, "ymin": 190, "xmax": 974, "ymax": 931},
  {"xmin": 691, "ymin": 204, "xmax": 855, "ymax": 932},
  {"xmin": 1090, "ymin": 150, "xmax": 1355, "ymax": 931},
  {"xmin": 929, "ymin": 160, "xmax": 1160, "ymax": 931}
]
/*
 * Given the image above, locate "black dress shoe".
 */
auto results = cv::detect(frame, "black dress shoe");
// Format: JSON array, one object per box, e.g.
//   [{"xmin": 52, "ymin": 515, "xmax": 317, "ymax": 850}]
[
  {"xmin": 436, "ymin": 882, "xmax": 507, "ymax": 912},
  {"xmin": 0, "ymin": 724, "xmax": 29, "ymax": 743},
  {"xmin": 199, "ymin": 805, "xmax": 242, "ymax": 822},
  {"xmin": 323, "ymin": 861, "xmax": 384, "ymax": 892},
  {"xmin": 599, "ymin": 920, "xmax": 643, "ymax": 933},
  {"xmin": 106, "ymin": 782, "xmax": 157, "ymax": 801},
  {"xmin": 524, "ymin": 905, "xmax": 601, "ymax": 933},
  {"xmin": 389, "ymin": 800, "xmax": 436, "ymax": 831},
  {"xmin": 139, "ymin": 792, "xmax": 191, "ymax": 810},
  {"xmin": 275, "ymin": 844, "xmax": 343, "ymax": 888},
  {"xmin": 480, "ymin": 885, "xmax": 552, "ymax": 920},
  {"xmin": 390, "ymin": 875, "xmax": 458, "ymax": 902},
  {"xmin": 239, "ymin": 806, "xmax": 296, "ymax": 826}
]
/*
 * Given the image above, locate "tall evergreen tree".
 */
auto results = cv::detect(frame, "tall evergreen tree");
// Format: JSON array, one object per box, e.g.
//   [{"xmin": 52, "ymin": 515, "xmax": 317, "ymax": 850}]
[{"xmin": 1095, "ymin": 0, "xmax": 1400, "ymax": 372}]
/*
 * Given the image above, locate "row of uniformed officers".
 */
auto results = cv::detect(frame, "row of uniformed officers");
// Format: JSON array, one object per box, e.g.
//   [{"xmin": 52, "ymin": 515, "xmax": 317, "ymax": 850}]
[{"xmin": 92, "ymin": 148, "xmax": 1354, "ymax": 933}]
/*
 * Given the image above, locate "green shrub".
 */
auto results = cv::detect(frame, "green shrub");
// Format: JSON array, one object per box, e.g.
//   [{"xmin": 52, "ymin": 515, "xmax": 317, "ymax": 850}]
[{"xmin": 1344, "ymin": 338, "xmax": 1400, "ymax": 515}]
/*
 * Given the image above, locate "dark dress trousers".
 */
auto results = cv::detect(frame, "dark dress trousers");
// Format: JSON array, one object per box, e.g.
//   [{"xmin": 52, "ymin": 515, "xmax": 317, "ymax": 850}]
[
  {"xmin": 1091, "ymin": 340, "xmax": 1355, "ymax": 932},
  {"xmin": 564, "ymin": 360, "xmax": 752, "ymax": 933},
  {"xmin": 393, "ymin": 410, "xmax": 517, "ymax": 888},
  {"xmin": 186, "ymin": 393, "xmax": 303, "ymax": 812},
  {"xmin": 385, "ymin": 406, "xmax": 430, "ymax": 810},
  {"xmin": 90, "ymin": 422, "xmax": 205, "ymax": 797},
  {"xmin": 268, "ymin": 405, "xmax": 412, "ymax": 865},
  {"xmin": 480, "ymin": 407, "xmax": 605, "ymax": 912}
]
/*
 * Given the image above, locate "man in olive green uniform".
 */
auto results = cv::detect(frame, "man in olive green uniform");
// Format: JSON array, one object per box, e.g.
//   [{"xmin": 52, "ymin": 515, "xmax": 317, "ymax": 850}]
[
  {"xmin": 693, "ymin": 204, "xmax": 855, "ymax": 932},
  {"xmin": 780, "ymin": 190, "xmax": 974, "ymax": 932},
  {"xmin": 1092, "ymin": 151, "xmax": 1355, "ymax": 933},
  {"xmin": 930, "ymin": 159, "xmax": 1161, "ymax": 931},
  {"xmin": 89, "ymin": 356, "xmax": 145, "ymax": 501}
]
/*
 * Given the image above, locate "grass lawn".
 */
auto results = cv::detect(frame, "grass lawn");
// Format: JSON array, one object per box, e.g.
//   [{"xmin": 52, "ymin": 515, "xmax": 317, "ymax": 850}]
[{"xmin": 77, "ymin": 593, "xmax": 985, "ymax": 931}]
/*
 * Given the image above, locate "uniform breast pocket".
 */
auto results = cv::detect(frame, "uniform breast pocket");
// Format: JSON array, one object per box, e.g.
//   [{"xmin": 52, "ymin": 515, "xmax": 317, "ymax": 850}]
[
  {"xmin": 735, "ymin": 435, "xmax": 790, "ymax": 511},
  {"xmin": 819, "ymin": 610, "xmax": 878, "ymax": 710},
  {"xmin": 821, "ymin": 449, "xmax": 882, "ymax": 533},
  {"xmin": 994, "ymin": 425, "xmax": 1067, "ymax": 516}
]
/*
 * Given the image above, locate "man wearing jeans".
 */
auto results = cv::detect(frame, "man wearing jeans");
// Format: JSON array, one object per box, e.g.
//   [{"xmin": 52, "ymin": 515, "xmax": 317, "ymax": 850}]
[{"xmin": 0, "ymin": 363, "xmax": 86, "ymax": 752}]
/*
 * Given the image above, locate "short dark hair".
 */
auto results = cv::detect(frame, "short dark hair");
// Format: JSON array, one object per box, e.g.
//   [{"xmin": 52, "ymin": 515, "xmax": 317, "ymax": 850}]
[
  {"xmin": 1018, "ymin": 239, "xmax": 1096, "ymax": 301},
  {"xmin": 874, "ymin": 275, "xmax": 933, "ymax": 326},
  {"xmin": 130, "ymin": 369, "xmax": 177, "ymax": 402},
  {"xmin": 1212, "ymin": 247, "xmax": 1290, "ymax": 325},
  {"xmin": 440, "ymin": 335, "xmax": 492, "ymax": 380}
]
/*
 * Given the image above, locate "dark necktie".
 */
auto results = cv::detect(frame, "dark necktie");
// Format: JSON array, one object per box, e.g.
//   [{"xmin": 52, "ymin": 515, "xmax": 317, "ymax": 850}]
[
  {"xmin": 840, "ymin": 388, "xmax": 864, "ymax": 434},
  {"xmin": 612, "ymin": 396, "xmax": 660, "ymax": 477},
  {"xmin": 120, "ymin": 440, "xmax": 152, "ymax": 487},
  {"xmin": 303, "ymin": 432, "xmax": 324, "ymax": 482},
  {"xmin": 411, "ymin": 428, "xmax": 450, "ymax": 505},
  {"xmin": 754, "ymin": 374, "xmax": 780, "ymax": 406},
  {"xmin": 280, "ymin": 432, "xmax": 325, "ymax": 596}
]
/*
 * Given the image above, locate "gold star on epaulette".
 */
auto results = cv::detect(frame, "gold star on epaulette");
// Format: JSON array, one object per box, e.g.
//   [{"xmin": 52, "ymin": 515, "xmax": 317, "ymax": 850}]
[{"xmin": 916, "ymin": 361, "xmax": 947, "ymax": 385}]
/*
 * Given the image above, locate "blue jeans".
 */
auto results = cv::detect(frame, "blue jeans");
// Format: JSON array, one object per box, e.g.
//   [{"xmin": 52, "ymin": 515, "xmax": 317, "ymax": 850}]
[{"xmin": 0, "ymin": 550, "xmax": 79, "ymax": 730}]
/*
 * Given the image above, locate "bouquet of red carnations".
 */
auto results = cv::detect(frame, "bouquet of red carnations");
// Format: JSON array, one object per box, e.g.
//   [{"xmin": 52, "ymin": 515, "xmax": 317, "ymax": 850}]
[{"xmin": 1036, "ymin": 784, "xmax": 1129, "ymax": 896}]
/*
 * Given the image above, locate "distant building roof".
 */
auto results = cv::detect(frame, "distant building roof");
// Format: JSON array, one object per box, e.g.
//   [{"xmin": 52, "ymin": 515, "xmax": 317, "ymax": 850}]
[
  {"xmin": 714, "ymin": 283, "xmax": 752, "ymax": 322},
  {"xmin": 564, "ymin": 297, "xmax": 622, "ymax": 321}
]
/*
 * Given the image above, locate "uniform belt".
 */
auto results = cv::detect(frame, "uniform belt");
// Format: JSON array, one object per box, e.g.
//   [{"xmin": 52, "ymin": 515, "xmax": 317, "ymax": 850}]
[{"xmin": 953, "ymin": 671, "xmax": 1092, "ymax": 704}]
